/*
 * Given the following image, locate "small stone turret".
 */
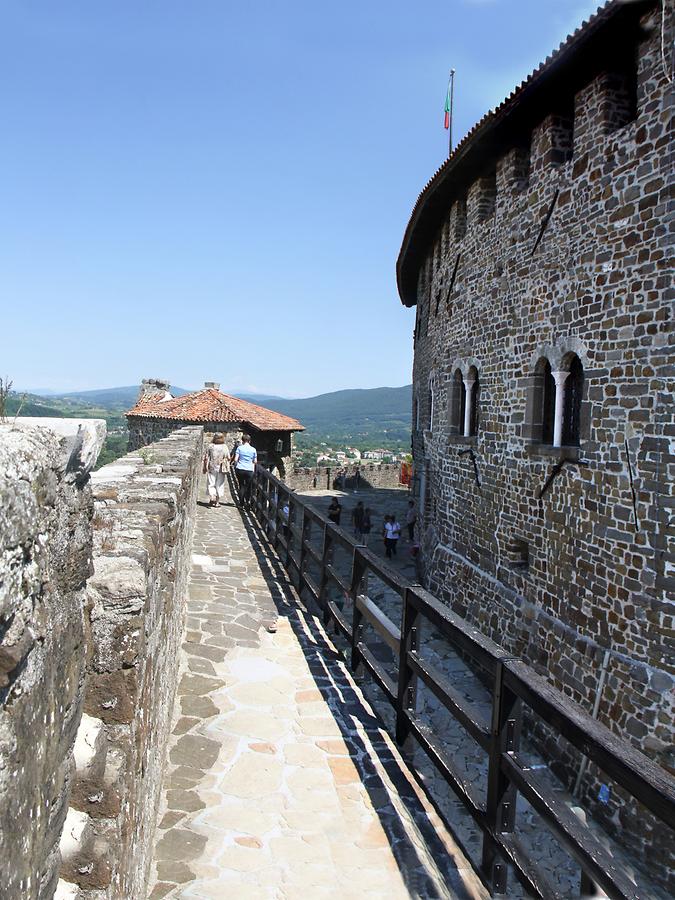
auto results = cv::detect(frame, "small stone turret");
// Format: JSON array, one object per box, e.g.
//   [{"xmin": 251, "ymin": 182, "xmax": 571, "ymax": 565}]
[
  {"xmin": 138, "ymin": 378, "xmax": 171, "ymax": 402},
  {"xmin": 204, "ymin": 381, "xmax": 220, "ymax": 390}
]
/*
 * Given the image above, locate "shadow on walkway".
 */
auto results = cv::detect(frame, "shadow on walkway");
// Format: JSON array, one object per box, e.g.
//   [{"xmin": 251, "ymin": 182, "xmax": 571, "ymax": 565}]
[{"xmin": 228, "ymin": 479, "xmax": 483, "ymax": 900}]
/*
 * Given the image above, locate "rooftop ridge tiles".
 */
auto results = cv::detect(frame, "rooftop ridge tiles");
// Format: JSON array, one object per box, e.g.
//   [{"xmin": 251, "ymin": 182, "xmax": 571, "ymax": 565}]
[{"xmin": 126, "ymin": 386, "xmax": 304, "ymax": 431}]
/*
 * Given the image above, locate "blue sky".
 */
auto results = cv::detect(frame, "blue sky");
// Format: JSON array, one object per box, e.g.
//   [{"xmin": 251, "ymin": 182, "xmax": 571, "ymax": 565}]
[{"xmin": 1, "ymin": 0, "xmax": 600, "ymax": 397}]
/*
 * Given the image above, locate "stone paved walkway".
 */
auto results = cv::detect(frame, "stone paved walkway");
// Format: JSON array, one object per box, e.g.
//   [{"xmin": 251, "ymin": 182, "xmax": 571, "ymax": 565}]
[{"xmin": 147, "ymin": 477, "xmax": 486, "ymax": 899}]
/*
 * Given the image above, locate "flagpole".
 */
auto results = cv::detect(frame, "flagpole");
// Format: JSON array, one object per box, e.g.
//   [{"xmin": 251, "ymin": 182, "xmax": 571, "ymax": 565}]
[{"xmin": 449, "ymin": 69, "xmax": 455, "ymax": 157}]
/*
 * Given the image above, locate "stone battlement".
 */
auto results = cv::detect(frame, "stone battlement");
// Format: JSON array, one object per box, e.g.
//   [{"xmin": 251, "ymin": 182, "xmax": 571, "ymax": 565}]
[{"xmin": 287, "ymin": 463, "xmax": 403, "ymax": 492}]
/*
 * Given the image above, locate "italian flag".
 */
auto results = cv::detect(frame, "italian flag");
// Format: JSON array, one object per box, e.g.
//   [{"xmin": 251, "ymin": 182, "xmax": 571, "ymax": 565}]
[{"xmin": 444, "ymin": 81, "xmax": 452, "ymax": 130}]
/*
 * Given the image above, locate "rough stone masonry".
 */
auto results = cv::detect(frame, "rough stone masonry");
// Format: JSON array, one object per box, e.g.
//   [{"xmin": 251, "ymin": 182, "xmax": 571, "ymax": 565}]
[
  {"xmin": 397, "ymin": 0, "xmax": 673, "ymax": 888},
  {"xmin": 0, "ymin": 420, "xmax": 103, "ymax": 899},
  {"xmin": 0, "ymin": 422, "xmax": 203, "ymax": 899}
]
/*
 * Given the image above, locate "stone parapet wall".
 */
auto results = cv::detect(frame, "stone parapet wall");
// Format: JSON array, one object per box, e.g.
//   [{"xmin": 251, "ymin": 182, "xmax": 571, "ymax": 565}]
[
  {"xmin": 287, "ymin": 463, "xmax": 403, "ymax": 492},
  {"xmin": 0, "ymin": 423, "xmax": 97, "ymax": 900},
  {"xmin": 59, "ymin": 427, "xmax": 203, "ymax": 897}
]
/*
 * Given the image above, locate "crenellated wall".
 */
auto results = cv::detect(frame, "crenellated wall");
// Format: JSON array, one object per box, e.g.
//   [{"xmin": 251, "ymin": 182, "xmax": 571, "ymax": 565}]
[{"xmin": 287, "ymin": 463, "xmax": 403, "ymax": 492}]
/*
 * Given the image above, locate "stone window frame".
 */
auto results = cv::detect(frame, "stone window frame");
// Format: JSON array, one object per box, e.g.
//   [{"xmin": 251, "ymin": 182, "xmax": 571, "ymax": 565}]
[
  {"xmin": 427, "ymin": 373, "xmax": 436, "ymax": 433},
  {"xmin": 524, "ymin": 341, "xmax": 589, "ymax": 454},
  {"xmin": 447, "ymin": 358, "xmax": 480, "ymax": 444}
]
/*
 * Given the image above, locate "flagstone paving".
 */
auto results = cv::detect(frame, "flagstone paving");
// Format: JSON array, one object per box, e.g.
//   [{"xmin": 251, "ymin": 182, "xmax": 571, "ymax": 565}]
[{"xmin": 147, "ymin": 477, "xmax": 486, "ymax": 900}]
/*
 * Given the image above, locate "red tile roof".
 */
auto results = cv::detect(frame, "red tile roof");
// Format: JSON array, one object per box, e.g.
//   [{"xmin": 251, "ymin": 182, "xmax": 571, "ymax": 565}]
[{"xmin": 126, "ymin": 388, "xmax": 304, "ymax": 432}]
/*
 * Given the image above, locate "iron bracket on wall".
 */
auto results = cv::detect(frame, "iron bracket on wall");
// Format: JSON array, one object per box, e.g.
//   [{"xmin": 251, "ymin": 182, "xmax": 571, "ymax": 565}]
[
  {"xmin": 458, "ymin": 447, "xmax": 481, "ymax": 489},
  {"xmin": 530, "ymin": 188, "xmax": 559, "ymax": 256},
  {"xmin": 537, "ymin": 456, "xmax": 589, "ymax": 500}
]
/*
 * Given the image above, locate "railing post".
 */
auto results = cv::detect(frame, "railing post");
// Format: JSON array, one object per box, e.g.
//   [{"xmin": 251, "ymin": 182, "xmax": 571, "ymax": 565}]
[
  {"xmin": 299, "ymin": 509, "xmax": 311, "ymax": 599},
  {"xmin": 349, "ymin": 549, "xmax": 367, "ymax": 677},
  {"xmin": 253, "ymin": 466, "xmax": 263, "ymax": 519},
  {"xmin": 285, "ymin": 495, "xmax": 296, "ymax": 571},
  {"xmin": 318, "ymin": 523, "xmax": 333, "ymax": 626},
  {"xmin": 254, "ymin": 466, "xmax": 260, "ymax": 514},
  {"xmin": 273, "ymin": 484, "xmax": 285, "ymax": 553},
  {"xmin": 481, "ymin": 659, "xmax": 522, "ymax": 896},
  {"xmin": 396, "ymin": 586, "xmax": 420, "ymax": 750}
]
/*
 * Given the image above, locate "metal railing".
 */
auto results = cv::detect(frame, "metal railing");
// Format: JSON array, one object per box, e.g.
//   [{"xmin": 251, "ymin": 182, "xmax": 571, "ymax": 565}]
[{"xmin": 249, "ymin": 465, "xmax": 675, "ymax": 899}]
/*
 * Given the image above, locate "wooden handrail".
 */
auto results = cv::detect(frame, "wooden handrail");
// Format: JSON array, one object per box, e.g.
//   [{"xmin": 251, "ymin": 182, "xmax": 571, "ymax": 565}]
[{"xmin": 250, "ymin": 466, "xmax": 675, "ymax": 899}]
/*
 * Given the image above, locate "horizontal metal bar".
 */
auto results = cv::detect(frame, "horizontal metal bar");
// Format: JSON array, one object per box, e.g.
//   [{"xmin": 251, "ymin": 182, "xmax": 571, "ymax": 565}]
[
  {"xmin": 408, "ymin": 651, "xmax": 490, "ymax": 750},
  {"xmin": 502, "ymin": 753, "xmax": 644, "ymax": 900},
  {"xmin": 405, "ymin": 711, "xmax": 485, "ymax": 822},
  {"xmin": 357, "ymin": 643, "xmax": 397, "ymax": 705},
  {"xmin": 503, "ymin": 660, "xmax": 675, "ymax": 829},
  {"xmin": 356, "ymin": 594, "xmax": 401, "ymax": 653}
]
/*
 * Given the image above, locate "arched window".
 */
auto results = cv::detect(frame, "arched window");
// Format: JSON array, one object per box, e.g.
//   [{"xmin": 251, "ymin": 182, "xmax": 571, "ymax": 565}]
[
  {"xmin": 541, "ymin": 359, "xmax": 555, "ymax": 445},
  {"xmin": 448, "ymin": 368, "xmax": 465, "ymax": 435},
  {"xmin": 562, "ymin": 355, "xmax": 584, "ymax": 446},
  {"xmin": 526, "ymin": 354, "xmax": 584, "ymax": 447},
  {"xmin": 428, "ymin": 384, "xmax": 435, "ymax": 431},
  {"xmin": 465, "ymin": 366, "xmax": 479, "ymax": 437}
]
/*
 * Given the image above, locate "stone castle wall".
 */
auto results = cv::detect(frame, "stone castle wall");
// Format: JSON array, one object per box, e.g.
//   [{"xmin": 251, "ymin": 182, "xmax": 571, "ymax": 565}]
[
  {"xmin": 0, "ymin": 424, "xmax": 94, "ymax": 899},
  {"xmin": 287, "ymin": 463, "xmax": 403, "ymax": 492},
  {"xmin": 408, "ymin": 6, "xmax": 673, "ymax": 885},
  {"xmin": 61, "ymin": 427, "xmax": 203, "ymax": 897},
  {"xmin": 0, "ymin": 423, "xmax": 203, "ymax": 899}
]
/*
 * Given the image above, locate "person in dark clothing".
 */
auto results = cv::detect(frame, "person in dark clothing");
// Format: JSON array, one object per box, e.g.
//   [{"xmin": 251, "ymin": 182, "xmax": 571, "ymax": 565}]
[
  {"xmin": 327, "ymin": 497, "xmax": 342, "ymax": 525},
  {"xmin": 351, "ymin": 501, "xmax": 365, "ymax": 538},
  {"xmin": 361, "ymin": 507, "xmax": 372, "ymax": 546},
  {"xmin": 405, "ymin": 499, "xmax": 417, "ymax": 541}
]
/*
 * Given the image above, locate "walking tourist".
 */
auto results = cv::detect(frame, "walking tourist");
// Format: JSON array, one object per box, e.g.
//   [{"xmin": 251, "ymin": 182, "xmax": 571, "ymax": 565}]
[
  {"xmin": 384, "ymin": 514, "xmax": 401, "ymax": 559},
  {"xmin": 234, "ymin": 434, "xmax": 257, "ymax": 509},
  {"xmin": 405, "ymin": 499, "xmax": 417, "ymax": 542},
  {"xmin": 382, "ymin": 515, "xmax": 391, "ymax": 553},
  {"xmin": 204, "ymin": 434, "xmax": 228, "ymax": 507},
  {"xmin": 351, "ymin": 500, "xmax": 365, "ymax": 539},
  {"xmin": 362, "ymin": 507, "xmax": 372, "ymax": 546},
  {"xmin": 327, "ymin": 497, "xmax": 342, "ymax": 525}
]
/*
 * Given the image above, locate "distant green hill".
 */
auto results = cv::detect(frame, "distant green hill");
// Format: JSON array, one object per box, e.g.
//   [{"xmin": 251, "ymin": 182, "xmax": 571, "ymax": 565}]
[
  {"xmin": 263, "ymin": 385, "xmax": 412, "ymax": 447},
  {"xmin": 4, "ymin": 383, "xmax": 412, "ymax": 464},
  {"xmin": 56, "ymin": 385, "xmax": 190, "ymax": 410}
]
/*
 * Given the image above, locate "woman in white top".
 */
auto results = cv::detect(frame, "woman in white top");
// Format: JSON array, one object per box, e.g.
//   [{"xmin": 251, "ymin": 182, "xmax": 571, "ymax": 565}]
[
  {"xmin": 383, "ymin": 515, "xmax": 401, "ymax": 559},
  {"xmin": 204, "ymin": 433, "xmax": 228, "ymax": 507}
]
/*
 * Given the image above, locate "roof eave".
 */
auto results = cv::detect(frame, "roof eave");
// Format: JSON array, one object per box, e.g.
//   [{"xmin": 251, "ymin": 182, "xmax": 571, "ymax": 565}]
[{"xmin": 396, "ymin": 0, "xmax": 654, "ymax": 307}]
